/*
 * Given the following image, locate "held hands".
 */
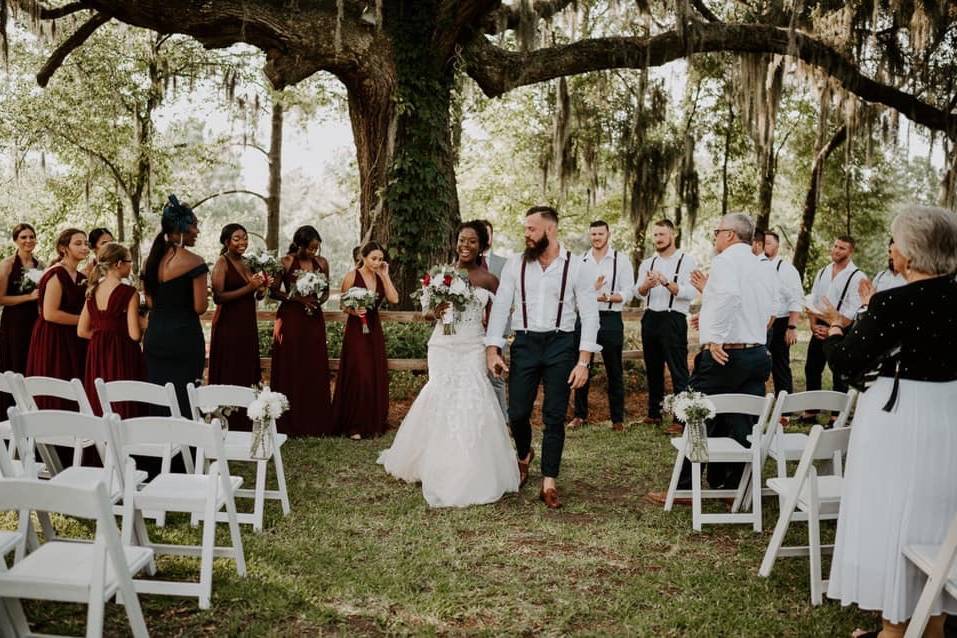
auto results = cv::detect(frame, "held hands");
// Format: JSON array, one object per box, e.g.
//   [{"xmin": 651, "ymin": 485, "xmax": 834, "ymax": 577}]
[
  {"xmin": 486, "ymin": 348, "xmax": 508, "ymax": 379},
  {"xmin": 567, "ymin": 362, "xmax": 589, "ymax": 389}
]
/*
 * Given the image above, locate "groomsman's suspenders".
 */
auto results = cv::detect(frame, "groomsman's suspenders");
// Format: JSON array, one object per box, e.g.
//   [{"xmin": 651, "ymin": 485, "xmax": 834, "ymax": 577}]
[
  {"xmin": 648, "ymin": 253, "xmax": 685, "ymax": 310},
  {"xmin": 519, "ymin": 250, "xmax": 572, "ymax": 330},
  {"xmin": 836, "ymin": 269, "xmax": 861, "ymax": 311},
  {"xmin": 776, "ymin": 260, "xmax": 783, "ymax": 272},
  {"xmin": 608, "ymin": 250, "xmax": 617, "ymax": 310}
]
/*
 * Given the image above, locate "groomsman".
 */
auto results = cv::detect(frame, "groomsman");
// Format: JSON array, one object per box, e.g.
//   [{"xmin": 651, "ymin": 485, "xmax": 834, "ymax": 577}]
[
  {"xmin": 570, "ymin": 221, "xmax": 634, "ymax": 431},
  {"xmin": 646, "ymin": 213, "xmax": 774, "ymax": 503},
  {"xmin": 479, "ymin": 219, "xmax": 509, "ymax": 420},
  {"xmin": 635, "ymin": 219, "xmax": 698, "ymax": 424},
  {"xmin": 486, "ymin": 206, "xmax": 600, "ymax": 509},
  {"xmin": 805, "ymin": 236, "xmax": 867, "ymax": 394},
  {"xmin": 872, "ymin": 238, "xmax": 907, "ymax": 293},
  {"xmin": 763, "ymin": 230, "xmax": 804, "ymax": 395}
]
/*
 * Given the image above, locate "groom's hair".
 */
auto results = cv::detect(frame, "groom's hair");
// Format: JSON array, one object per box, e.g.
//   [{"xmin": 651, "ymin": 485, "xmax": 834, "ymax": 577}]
[
  {"xmin": 526, "ymin": 205, "xmax": 558, "ymax": 224},
  {"xmin": 589, "ymin": 220, "xmax": 609, "ymax": 230}
]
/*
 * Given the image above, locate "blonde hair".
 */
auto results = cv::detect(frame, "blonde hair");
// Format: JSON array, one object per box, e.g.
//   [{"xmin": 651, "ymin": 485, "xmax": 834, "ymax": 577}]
[{"xmin": 87, "ymin": 243, "xmax": 131, "ymax": 298}]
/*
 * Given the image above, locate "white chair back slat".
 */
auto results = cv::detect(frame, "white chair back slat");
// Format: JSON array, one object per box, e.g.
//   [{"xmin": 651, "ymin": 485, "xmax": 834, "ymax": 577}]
[
  {"xmin": 187, "ymin": 383, "xmax": 256, "ymax": 420},
  {"xmin": 904, "ymin": 511, "xmax": 957, "ymax": 638},
  {"xmin": 117, "ymin": 416, "xmax": 225, "ymax": 457},
  {"xmin": 780, "ymin": 390, "xmax": 853, "ymax": 414},
  {"xmin": 95, "ymin": 379, "xmax": 181, "ymax": 417},
  {"xmin": 21, "ymin": 376, "xmax": 94, "ymax": 414},
  {"xmin": 8, "ymin": 409, "xmax": 121, "ymax": 479},
  {"xmin": 706, "ymin": 393, "xmax": 773, "ymax": 418}
]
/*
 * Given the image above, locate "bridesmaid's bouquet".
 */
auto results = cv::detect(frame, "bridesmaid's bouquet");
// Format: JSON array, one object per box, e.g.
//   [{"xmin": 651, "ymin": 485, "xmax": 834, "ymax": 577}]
[
  {"xmin": 341, "ymin": 286, "xmax": 378, "ymax": 334},
  {"xmin": 291, "ymin": 270, "xmax": 328, "ymax": 315},
  {"xmin": 17, "ymin": 268, "xmax": 43, "ymax": 294},
  {"xmin": 245, "ymin": 250, "xmax": 283, "ymax": 279},
  {"xmin": 411, "ymin": 264, "xmax": 473, "ymax": 335},
  {"xmin": 247, "ymin": 386, "xmax": 289, "ymax": 460},
  {"xmin": 663, "ymin": 390, "xmax": 716, "ymax": 462}
]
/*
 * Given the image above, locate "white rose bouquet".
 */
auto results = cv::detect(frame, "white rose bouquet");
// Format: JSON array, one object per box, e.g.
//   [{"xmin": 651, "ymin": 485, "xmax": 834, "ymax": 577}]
[
  {"xmin": 291, "ymin": 270, "xmax": 329, "ymax": 315},
  {"xmin": 18, "ymin": 268, "xmax": 44, "ymax": 294},
  {"xmin": 341, "ymin": 286, "xmax": 378, "ymax": 333},
  {"xmin": 245, "ymin": 250, "xmax": 284, "ymax": 279},
  {"xmin": 247, "ymin": 386, "xmax": 289, "ymax": 459},
  {"xmin": 662, "ymin": 390, "xmax": 716, "ymax": 462},
  {"xmin": 411, "ymin": 264, "xmax": 474, "ymax": 335}
]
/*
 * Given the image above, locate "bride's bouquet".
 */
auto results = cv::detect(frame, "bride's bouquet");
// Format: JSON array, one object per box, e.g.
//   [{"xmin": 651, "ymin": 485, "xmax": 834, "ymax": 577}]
[
  {"xmin": 411, "ymin": 264, "xmax": 473, "ymax": 335},
  {"xmin": 17, "ymin": 268, "xmax": 43, "ymax": 294},
  {"xmin": 663, "ymin": 390, "xmax": 716, "ymax": 462},
  {"xmin": 246, "ymin": 386, "xmax": 289, "ymax": 460},
  {"xmin": 342, "ymin": 286, "xmax": 378, "ymax": 333},
  {"xmin": 245, "ymin": 250, "xmax": 284, "ymax": 279},
  {"xmin": 291, "ymin": 270, "xmax": 328, "ymax": 315}
]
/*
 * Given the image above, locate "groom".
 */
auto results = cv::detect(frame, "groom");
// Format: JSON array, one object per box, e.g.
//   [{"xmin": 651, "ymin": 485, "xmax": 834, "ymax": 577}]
[{"xmin": 486, "ymin": 206, "xmax": 601, "ymax": 509}]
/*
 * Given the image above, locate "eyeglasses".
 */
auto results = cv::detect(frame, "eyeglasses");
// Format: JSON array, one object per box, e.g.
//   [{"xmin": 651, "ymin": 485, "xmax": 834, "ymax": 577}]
[{"xmin": 712, "ymin": 228, "xmax": 733, "ymax": 238}]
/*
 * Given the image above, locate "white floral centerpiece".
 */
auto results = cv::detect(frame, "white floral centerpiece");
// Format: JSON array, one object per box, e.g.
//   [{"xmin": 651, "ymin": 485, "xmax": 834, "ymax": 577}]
[
  {"xmin": 291, "ymin": 270, "xmax": 329, "ymax": 315},
  {"xmin": 246, "ymin": 386, "xmax": 289, "ymax": 460},
  {"xmin": 341, "ymin": 286, "xmax": 378, "ymax": 334},
  {"xmin": 18, "ymin": 268, "xmax": 43, "ymax": 294},
  {"xmin": 411, "ymin": 264, "xmax": 474, "ymax": 335},
  {"xmin": 662, "ymin": 390, "xmax": 716, "ymax": 462}
]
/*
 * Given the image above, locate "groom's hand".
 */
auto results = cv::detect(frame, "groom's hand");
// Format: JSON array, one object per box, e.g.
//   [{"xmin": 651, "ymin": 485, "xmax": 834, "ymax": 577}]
[
  {"xmin": 486, "ymin": 347, "xmax": 508, "ymax": 378},
  {"xmin": 568, "ymin": 361, "xmax": 589, "ymax": 389}
]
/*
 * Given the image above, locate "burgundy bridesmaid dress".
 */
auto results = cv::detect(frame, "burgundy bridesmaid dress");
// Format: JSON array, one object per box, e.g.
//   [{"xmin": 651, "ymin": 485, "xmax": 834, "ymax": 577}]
[
  {"xmin": 0, "ymin": 256, "xmax": 39, "ymax": 414},
  {"xmin": 25, "ymin": 267, "xmax": 88, "ymax": 410},
  {"xmin": 270, "ymin": 257, "xmax": 333, "ymax": 437},
  {"xmin": 208, "ymin": 258, "xmax": 262, "ymax": 431},
  {"xmin": 83, "ymin": 284, "xmax": 146, "ymax": 418},
  {"xmin": 332, "ymin": 270, "xmax": 389, "ymax": 438}
]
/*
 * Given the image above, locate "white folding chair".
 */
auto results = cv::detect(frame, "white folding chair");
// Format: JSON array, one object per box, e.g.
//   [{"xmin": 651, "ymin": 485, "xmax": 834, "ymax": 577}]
[
  {"xmin": 764, "ymin": 390, "xmax": 856, "ymax": 479},
  {"xmin": 0, "ymin": 371, "xmax": 19, "ymax": 445},
  {"xmin": 759, "ymin": 424, "xmax": 852, "ymax": 605},
  {"xmin": 19, "ymin": 375, "xmax": 98, "ymax": 470},
  {"xmin": 902, "ymin": 511, "xmax": 957, "ymax": 638},
  {"xmin": 116, "ymin": 416, "xmax": 246, "ymax": 609},
  {"xmin": 187, "ymin": 383, "xmax": 290, "ymax": 532},
  {"xmin": 0, "ymin": 479, "xmax": 152, "ymax": 638},
  {"xmin": 663, "ymin": 393, "xmax": 775, "ymax": 532}
]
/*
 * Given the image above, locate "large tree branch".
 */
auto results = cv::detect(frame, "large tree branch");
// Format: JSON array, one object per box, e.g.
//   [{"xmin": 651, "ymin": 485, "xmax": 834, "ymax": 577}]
[
  {"xmin": 36, "ymin": 11, "xmax": 110, "ymax": 87},
  {"xmin": 435, "ymin": 0, "xmax": 500, "ymax": 57},
  {"xmin": 38, "ymin": 1, "xmax": 91, "ymax": 19},
  {"xmin": 464, "ymin": 22, "xmax": 957, "ymax": 139},
  {"xmin": 44, "ymin": 125, "xmax": 131, "ymax": 198},
  {"xmin": 191, "ymin": 189, "xmax": 267, "ymax": 209},
  {"xmin": 689, "ymin": 0, "xmax": 721, "ymax": 23}
]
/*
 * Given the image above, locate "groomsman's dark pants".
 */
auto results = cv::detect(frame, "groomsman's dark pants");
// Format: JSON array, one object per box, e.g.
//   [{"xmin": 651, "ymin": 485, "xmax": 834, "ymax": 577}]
[
  {"xmin": 574, "ymin": 312, "xmax": 625, "ymax": 423},
  {"xmin": 508, "ymin": 331, "xmax": 577, "ymax": 478},
  {"xmin": 767, "ymin": 316, "xmax": 794, "ymax": 395},
  {"xmin": 641, "ymin": 310, "xmax": 690, "ymax": 419},
  {"xmin": 677, "ymin": 346, "xmax": 772, "ymax": 490},
  {"xmin": 805, "ymin": 333, "xmax": 849, "ymax": 393}
]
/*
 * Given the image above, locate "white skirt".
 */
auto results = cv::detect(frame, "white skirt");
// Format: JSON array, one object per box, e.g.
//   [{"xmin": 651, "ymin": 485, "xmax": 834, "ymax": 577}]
[{"xmin": 827, "ymin": 377, "xmax": 957, "ymax": 623}]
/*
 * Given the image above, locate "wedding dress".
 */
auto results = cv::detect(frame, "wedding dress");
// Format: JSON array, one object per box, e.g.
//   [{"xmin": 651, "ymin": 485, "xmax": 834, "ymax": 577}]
[{"xmin": 378, "ymin": 287, "xmax": 520, "ymax": 507}]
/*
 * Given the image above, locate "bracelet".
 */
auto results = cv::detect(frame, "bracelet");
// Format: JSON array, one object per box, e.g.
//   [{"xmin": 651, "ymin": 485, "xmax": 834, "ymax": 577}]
[
  {"xmin": 828, "ymin": 323, "xmax": 844, "ymax": 330},
  {"xmin": 575, "ymin": 362, "xmax": 589, "ymax": 368}
]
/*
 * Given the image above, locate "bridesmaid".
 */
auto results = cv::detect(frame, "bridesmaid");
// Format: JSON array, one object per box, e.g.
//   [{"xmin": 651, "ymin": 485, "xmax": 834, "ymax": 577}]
[
  {"xmin": 0, "ymin": 223, "xmax": 42, "ymax": 415},
  {"xmin": 142, "ymin": 195, "xmax": 209, "ymax": 417},
  {"xmin": 332, "ymin": 241, "xmax": 398, "ymax": 439},
  {"xmin": 208, "ymin": 223, "xmax": 266, "ymax": 431},
  {"xmin": 25, "ymin": 228, "xmax": 90, "ymax": 410},
  {"xmin": 269, "ymin": 225, "xmax": 333, "ymax": 436},
  {"xmin": 78, "ymin": 243, "xmax": 146, "ymax": 418},
  {"xmin": 82, "ymin": 227, "xmax": 114, "ymax": 280}
]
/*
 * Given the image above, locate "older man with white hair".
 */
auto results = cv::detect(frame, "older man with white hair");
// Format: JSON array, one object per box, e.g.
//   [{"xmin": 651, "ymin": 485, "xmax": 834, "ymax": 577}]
[{"xmin": 646, "ymin": 213, "xmax": 775, "ymax": 503}]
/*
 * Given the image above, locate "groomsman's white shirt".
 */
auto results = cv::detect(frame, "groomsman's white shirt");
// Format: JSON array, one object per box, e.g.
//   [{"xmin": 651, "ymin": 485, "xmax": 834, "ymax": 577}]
[
  {"xmin": 809, "ymin": 260, "xmax": 867, "ymax": 322},
  {"xmin": 872, "ymin": 269, "xmax": 906, "ymax": 293},
  {"xmin": 635, "ymin": 250, "xmax": 698, "ymax": 315},
  {"xmin": 766, "ymin": 256, "xmax": 805, "ymax": 319},
  {"xmin": 699, "ymin": 243, "xmax": 776, "ymax": 345},
  {"xmin": 581, "ymin": 248, "xmax": 635, "ymax": 312},
  {"xmin": 485, "ymin": 246, "xmax": 601, "ymax": 352}
]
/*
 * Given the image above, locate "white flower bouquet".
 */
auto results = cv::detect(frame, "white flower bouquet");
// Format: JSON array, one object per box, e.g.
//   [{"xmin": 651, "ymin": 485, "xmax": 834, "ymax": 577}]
[
  {"xmin": 291, "ymin": 270, "xmax": 328, "ymax": 315},
  {"xmin": 662, "ymin": 390, "xmax": 716, "ymax": 462},
  {"xmin": 18, "ymin": 268, "xmax": 43, "ymax": 294},
  {"xmin": 411, "ymin": 264, "xmax": 474, "ymax": 335},
  {"xmin": 342, "ymin": 286, "xmax": 378, "ymax": 334},
  {"xmin": 247, "ymin": 386, "xmax": 289, "ymax": 460},
  {"xmin": 245, "ymin": 250, "xmax": 284, "ymax": 279}
]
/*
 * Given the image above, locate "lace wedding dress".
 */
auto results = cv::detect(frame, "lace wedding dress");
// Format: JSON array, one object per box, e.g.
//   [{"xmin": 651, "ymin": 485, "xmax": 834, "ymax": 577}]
[{"xmin": 378, "ymin": 287, "xmax": 520, "ymax": 507}]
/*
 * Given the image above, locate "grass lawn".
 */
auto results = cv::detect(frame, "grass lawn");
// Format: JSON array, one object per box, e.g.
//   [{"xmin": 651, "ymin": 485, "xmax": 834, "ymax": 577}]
[{"xmin": 12, "ymin": 336, "xmax": 882, "ymax": 636}]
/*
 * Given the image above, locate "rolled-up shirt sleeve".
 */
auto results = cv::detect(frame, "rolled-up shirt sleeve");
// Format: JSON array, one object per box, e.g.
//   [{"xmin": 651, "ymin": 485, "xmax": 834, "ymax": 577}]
[
  {"xmin": 615, "ymin": 257, "xmax": 635, "ymax": 306},
  {"xmin": 573, "ymin": 263, "xmax": 602, "ymax": 353},
  {"xmin": 674, "ymin": 254, "xmax": 699, "ymax": 303},
  {"xmin": 784, "ymin": 263, "xmax": 804, "ymax": 314},
  {"xmin": 484, "ymin": 258, "xmax": 515, "ymax": 350}
]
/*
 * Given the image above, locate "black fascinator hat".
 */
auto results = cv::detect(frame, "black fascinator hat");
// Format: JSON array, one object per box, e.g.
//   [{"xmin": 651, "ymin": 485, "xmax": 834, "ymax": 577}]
[{"xmin": 162, "ymin": 194, "xmax": 197, "ymax": 234}]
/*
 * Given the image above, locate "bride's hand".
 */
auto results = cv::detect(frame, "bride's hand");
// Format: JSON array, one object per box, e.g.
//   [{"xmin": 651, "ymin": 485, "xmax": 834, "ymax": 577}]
[{"xmin": 432, "ymin": 301, "xmax": 450, "ymax": 318}]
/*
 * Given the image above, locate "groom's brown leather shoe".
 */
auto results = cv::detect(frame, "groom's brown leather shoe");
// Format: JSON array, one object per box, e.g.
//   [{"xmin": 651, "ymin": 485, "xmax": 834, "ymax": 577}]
[
  {"xmin": 517, "ymin": 449, "xmax": 534, "ymax": 488},
  {"xmin": 540, "ymin": 487, "xmax": 561, "ymax": 509}
]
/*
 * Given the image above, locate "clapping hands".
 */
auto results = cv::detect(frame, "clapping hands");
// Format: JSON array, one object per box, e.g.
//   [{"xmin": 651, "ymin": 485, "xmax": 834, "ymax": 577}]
[{"xmin": 690, "ymin": 269, "xmax": 708, "ymax": 293}]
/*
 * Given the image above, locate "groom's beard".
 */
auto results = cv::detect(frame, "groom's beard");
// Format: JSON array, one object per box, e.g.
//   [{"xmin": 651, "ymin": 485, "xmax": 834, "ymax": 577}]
[{"xmin": 523, "ymin": 235, "xmax": 549, "ymax": 262}]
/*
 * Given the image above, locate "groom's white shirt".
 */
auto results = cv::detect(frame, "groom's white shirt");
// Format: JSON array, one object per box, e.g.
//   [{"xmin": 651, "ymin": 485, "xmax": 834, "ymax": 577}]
[{"xmin": 485, "ymin": 245, "xmax": 602, "ymax": 352}]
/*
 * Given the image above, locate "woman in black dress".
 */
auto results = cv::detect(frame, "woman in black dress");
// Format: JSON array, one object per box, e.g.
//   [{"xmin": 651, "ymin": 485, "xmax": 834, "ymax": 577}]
[
  {"xmin": 142, "ymin": 195, "xmax": 209, "ymax": 417},
  {"xmin": 0, "ymin": 223, "xmax": 42, "ymax": 414}
]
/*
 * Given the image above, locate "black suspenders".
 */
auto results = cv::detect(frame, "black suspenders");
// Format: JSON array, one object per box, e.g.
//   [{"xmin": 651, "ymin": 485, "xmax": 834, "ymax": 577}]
[
  {"xmin": 836, "ymin": 268, "xmax": 861, "ymax": 311},
  {"xmin": 520, "ymin": 250, "xmax": 572, "ymax": 331},
  {"xmin": 648, "ymin": 254, "xmax": 684, "ymax": 310},
  {"xmin": 776, "ymin": 260, "xmax": 783, "ymax": 272},
  {"xmin": 608, "ymin": 250, "xmax": 618, "ymax": 310}
]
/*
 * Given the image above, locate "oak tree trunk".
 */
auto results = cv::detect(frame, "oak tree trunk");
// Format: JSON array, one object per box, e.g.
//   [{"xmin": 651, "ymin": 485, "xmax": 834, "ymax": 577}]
[
  {"xmin": 265, "ymin": 99, "xmax": 283, "ymax": 252},
  {"xmin": 793, "ymin": 125, "xmax": 847, "ymax": 278}
]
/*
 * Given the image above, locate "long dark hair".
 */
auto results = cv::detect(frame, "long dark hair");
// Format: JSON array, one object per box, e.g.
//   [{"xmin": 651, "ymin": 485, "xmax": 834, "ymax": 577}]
[
  {"xmin": 288, "ymin": 225, "xmax": 321, "ymax": 255},
  {"xmin": 359, "ymin": 241, "xmax": 385, "ymax": 263},
  {"xmin": 143, "ymin": 195, "xmax": 197, "ymax": 295},
  {"xmin": 219, "ymin": 223, "xmax": 247, "ymax": 255},
  {"xmin": 456, "ymin": 220, "xmax": 490, "ymax": 265},
  {"xmin": 52, "ymin": 228, "xmax": 86, "ymax": 265},
  {"xmin": 88, "ymin": 227, "xmax": 113, "ymax": 250}
]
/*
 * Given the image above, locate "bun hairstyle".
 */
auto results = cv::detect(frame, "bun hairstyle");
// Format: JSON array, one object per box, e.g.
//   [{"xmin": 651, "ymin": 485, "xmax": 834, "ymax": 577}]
[
  {"xmin": 52, "ymin": 228, "xmax": 86, "ymax": 264},
  {"xmin": 143, "ymin": 194, "xmax": 198, "ymax": 295},
  {"xmin": 360, "ymin": 241, "xmax": 385, "ymax": 262},
  {"xmin": 11, "ymin": 223, "xmax": 36, "ymax": 242},
  {"xmin": 219, "ymin": 223, "xmax": 247, "ymax": 255},
  {"xmin": 288, "ymin": 225, "xmax": 321, "ymax": 255},
  {"xmin": 87, "ymin": 243, "xmax": 130, "ymax": 298}
]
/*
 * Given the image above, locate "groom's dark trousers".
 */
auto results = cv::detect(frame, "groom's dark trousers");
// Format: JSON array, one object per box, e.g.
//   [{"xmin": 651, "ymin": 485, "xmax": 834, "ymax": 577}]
[{"xmin": 508, "ymin": 330, "xmax": 577, "ymax": 478}]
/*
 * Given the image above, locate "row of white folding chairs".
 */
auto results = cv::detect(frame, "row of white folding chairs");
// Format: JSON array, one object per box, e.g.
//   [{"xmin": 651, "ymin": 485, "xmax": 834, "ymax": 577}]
[
  {"xmin": 2, "ymin": 408, "xmax": 246, "ymax": 612},
  {"xmin": 662, "ymin": 389, "xmax": 857, "ymax": 533}
]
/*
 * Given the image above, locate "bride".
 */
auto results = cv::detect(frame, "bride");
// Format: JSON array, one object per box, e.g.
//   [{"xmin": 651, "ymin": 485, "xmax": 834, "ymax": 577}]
[{"xmin": 378, "ymin": 220, "xmax": 519, "ymax": 507}]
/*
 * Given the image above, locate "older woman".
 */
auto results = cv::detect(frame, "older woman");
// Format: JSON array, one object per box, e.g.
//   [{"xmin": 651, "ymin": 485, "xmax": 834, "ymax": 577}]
[{"xmin": 820, "ymin": 206, "xmax": 957, "ymax": 638}]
